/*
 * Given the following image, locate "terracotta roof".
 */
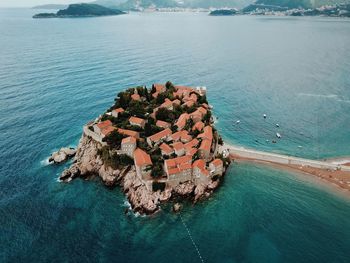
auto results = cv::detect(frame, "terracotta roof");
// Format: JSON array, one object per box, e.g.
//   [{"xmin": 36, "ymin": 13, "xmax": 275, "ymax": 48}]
[
  {"xmin": 160, "ymin": 98, "xmax": 173, "ymax": 109},
  {"xmin": 184, "ymin": 139, "xmax": 199, "ymax": 149},
  {"xmin": 186, "ymin": 148, "xmax": 197, "ymax": 157},
  {"xmin": 134, "ymin": 148, "xmax": 152, "ymax": 167},
  {"xmin": 122, "ymin": 136, "xmax": 136, "ymax": 144},
  {"xmin": 97, "ymin": 120, "xmax": 112, "ymax": 129},
  {"xmin": 170, "ymin": 131, "xmax": 183, "ymax": 141},
  {"xmin": 197, "ymin": 107, "xmax": 207, "ymax": 115},
  {"xmin": 101, "ymin": 126, "xmax": 116, "ymax": 136},
  {"xmin": 153, "ymin": 83, "xmax": 165, "ymax": 93},
  {"xmin": 129, "ymin": 116, "xmax": 145, "ymax": 125},
  {"xmin": 198, "ymin": 126, "xmax": 213, "ymax": 141},
  {"xmin": 201, "ymin": 103, "xmax": 209, "ymax": 109},
  {"xmin": 172, "ymin": 142, "xmax": 184, "ymax": 151},
  {"xmin": 168, "ymin": 167, "xmax": 181, "ymax": 175},
  {"xmin": 183, "ymin": 100, "xmax": 195, "ymax": 108},
  {"xmin": 179, "ymin": 162, "xmax": 192, "ymax": 170},
  {"xmin": 131, "ymin": 93, "xmax": 141, "ymax": 101},
  {"xmin": 148, "ymin": 128, "xmax": 172, "ymax": 142},
  {"xmin": 117, "ymin": 128, "xmax": 140, "ymax": 139},
  {"xmin": 156, "ymin": 120, "xmax": 171, "ymax": 129},
  {"xmin": 152, "ymin": 92, "xmax": 159, "ymax": 98},
  {"xmin": 159, "ymin": 143, "xmax": 173, "ymax": 155},
  {"xmin": 172, "ymin": 99, "xmax": 181, "ymax": 105},
  {"xmin": 165, "ymin": 155, "xmax": 192, "ymax": 169},
  {"xmin": 113, "ymin": 108, "xmax": 124, "ymax": 114},
  {"xmin": 211, "ymin": 159, "xmax": 223, "ymax": 167},
  {"xmin": 181, "ymin": 133, "xmax": 192, "ymax": 143},
  {"xmin": 199, "ymin": 139, "xmax": 212, "ymax": 152},
  {"xmin": 193, "ymin": 159, "xmax": 209, "ymax": 176},
  {"xmin": 175, "ymin": 113, "xmax": 190, "ymax": 130},
  {"xmin": 192, "ymin": 121, "xmax": 204, "ymax": 132}
]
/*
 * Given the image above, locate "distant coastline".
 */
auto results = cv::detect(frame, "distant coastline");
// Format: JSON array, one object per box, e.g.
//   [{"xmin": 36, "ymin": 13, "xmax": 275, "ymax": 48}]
[{"xmin": 33, "ymin": 3, "xmax": 126, "ymax": 19}]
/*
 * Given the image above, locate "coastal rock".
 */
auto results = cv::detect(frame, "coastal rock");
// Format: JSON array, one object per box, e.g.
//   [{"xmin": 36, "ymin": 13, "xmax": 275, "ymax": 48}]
[
  {"xmin": 59, "ymin": 164, "xmax": 80, "ymax": 182},
  {"xmin": 174, "ymin": 182, "xmax": 195, "ymax": 196},
  {"xmin": 159, "ymin": 189, "xmax": 172, "ymax": 202},
  {"xmin": 207, "ymin": 180, "xmax": 219, "ymax": 190},
  {"xmin": 99, "ymin": 165, "xmax": 120, "ymax": 187},
  {"xmin": 173, "ymin": 203, "xmax": 182, "ymax": 213},
  {"xmin": 194, "ymin": 184, "xmax": 206, "ymax": 202},
  {"xmin": 49, "ymin": 147, "xmax": 76, "ymax": 164}
]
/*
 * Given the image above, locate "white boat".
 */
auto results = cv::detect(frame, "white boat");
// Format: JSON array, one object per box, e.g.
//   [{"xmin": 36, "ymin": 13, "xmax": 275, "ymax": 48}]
[
  {"xmin": 276, "ymin": 123, "xmax": 279, "ymax": 127},
  {"xmin": 276, "ymin": 132, "xmax": 281, "ymax": 138},
  {"xmin": 263, "ymin": 114, "xmax": 267, "ymax": 119},
  {"xmin": 236, "ymin": 120, "xmax": 240, "ymax": 124}
]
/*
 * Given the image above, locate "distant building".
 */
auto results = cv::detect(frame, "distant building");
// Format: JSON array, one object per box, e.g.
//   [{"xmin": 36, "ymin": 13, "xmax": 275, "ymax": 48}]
[
  {"xmin": 129, "ymin": 116, "xmax": 146, "ymax": 128},
  {"xmin": 147, "ymin": 128, "xmax": 172, "ymax": 146},
  {"xmin": 111, "ymin": 108, "xmax": 124, "ymax": 118},
  {"xmin": 160, "ymin": 98, "xmax": 173, "ymax": 110},
  {"xmin": 134, "ymin": 148, "xmax": 152, "ymax": 180},
  {"xmin": 192, "ymin": 121, "xmax": 204, "ymax": 132},
  {"xmin": 121, "ymin": 136, "xmax": 137, "ymax": 158},
  {"xmin": 153, "ymin": 83, "xmax": 166, "ymax": 93}
]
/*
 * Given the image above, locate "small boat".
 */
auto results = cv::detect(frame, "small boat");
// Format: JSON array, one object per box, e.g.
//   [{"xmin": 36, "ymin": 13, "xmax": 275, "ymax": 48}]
[
  {"xmin": 276, "ymin": 123, "xmax": 280, "ymax": 127},
  {"xmin": 272, "ymin": 140, "xmax": 277, "ymax": 144},
  {"xmin": 263, "ymin": 114, "xmax": 267, "ymax": 119},
  {"xmin": 266, "ymin": 139, "xmax": 269, "ymax": 142},
  {"xmin": 276, "ymin": 132, "xmax": 281, "ymax": 138},
  {"xmin": 236, "ymin": 120, "xmax": 240, "ymax": 124},
  {"xmin": 298, "ymin": 145, "xmax": 303, "ymax": 149}
]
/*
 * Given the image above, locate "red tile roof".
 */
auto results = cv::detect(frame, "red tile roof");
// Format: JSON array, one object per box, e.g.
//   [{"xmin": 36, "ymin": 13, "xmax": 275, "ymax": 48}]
[
  {"xmin": 159, "ymin": 143, "xmax": 173, "ymax": 155},
  {"xmin": 117, "ymin": 128, "xmax": 140, "ymax": 139},
  {"xmin": 122, "ymin": 136, "xmax": 137, "ymax": 144},
  {"xmin": 153, "ymin": 83, "xmax": 165, "ymax": 93},
  {"xmin": 97, "ymin": 120, "xmax": 112, "ymax": 129},
  {"xmin": 113, "ymin": 108, "xmax": 124, "ymax": 114},
  {"xmin": 134, "ymin": 148, "xmax": 152, "ymax": 167},
  {"xmin": 211, "ymin": 159, "xmax": 223, "ymax": 167},
  {"xmin": 129, "ymin": 116, "xmax": 145, "ymax": 125},
  {"xmin": 172, "ymin": 142, "xmax": 184, "ymax": 151},
  {"xmin": 160, "ymin": 98, "xmax": 173, "ymax": 109},
  {"xmin": 199, "ymin": 139, "xmax": 212, "ymax": 152},
  {"xmin": 165, "ymin": 155, "xmax": 192, "ymax": 169},
  {"xmin": 175, "ymin": 113, "xmax": 190, "ymax": 130},
  {"xmin": 193, "ymin": 159, "xmax": 209, "ymax": 176},
  {"xmin": 192, "ymin": 121, "xmax": 204, "ymax": 132},
  {"xmin": 131, "ymin": 93, "xmax": 141, "ymax": 101},
  {"xmin": 101, "ymin": 126, "xmax": 116, "ymax": 136},
  {"xmin": 156, "ymin": 120, "xmax": 171, "ymax": 129},
  {"xmin": 148, "ymin": 128, "xmax": 172, "ymax": 142},
  {"xmin": 198, "ymin": 126, "xmax": 213, "ymax": 141}
]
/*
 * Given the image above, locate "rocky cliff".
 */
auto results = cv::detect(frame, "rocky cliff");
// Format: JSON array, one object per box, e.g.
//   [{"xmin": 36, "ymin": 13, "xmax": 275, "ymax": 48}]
[{"xmin": 61, "ymin": 133, "xmax": 225, "ymax": 215}]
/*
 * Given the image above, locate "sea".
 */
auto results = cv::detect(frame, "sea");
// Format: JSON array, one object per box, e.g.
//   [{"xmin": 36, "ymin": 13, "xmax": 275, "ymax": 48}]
[{"xmin": 0, "ymin": 8, "xmax": 350, "ymax": 263}]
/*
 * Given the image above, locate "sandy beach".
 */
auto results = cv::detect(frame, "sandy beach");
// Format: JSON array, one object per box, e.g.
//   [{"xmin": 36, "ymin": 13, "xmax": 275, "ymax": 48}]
[{"xmin": 230, "ymin": 153, "xmax": 350, "ymax": 197}]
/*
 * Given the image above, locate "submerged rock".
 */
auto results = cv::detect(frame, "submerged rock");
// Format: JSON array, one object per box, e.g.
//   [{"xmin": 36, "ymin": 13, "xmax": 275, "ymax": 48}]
[{"xmin": 173, "ymin": 203, "xmax": 182, "ymax": 213}]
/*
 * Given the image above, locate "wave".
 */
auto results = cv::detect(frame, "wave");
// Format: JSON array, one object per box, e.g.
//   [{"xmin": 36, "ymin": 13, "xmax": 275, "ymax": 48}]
[{"xmin": 298, "ymin": 93, "xmax": 350, "ymax": 104}]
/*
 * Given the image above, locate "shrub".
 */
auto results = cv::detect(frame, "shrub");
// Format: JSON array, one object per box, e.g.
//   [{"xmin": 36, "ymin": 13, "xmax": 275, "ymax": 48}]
[
  {"xmin": 102, "ymin": 130, "xmax": 125, "ymax": 149},
  {"xmin": 152, "ymin": 181, "xmax": 166, "ymax": 192}
]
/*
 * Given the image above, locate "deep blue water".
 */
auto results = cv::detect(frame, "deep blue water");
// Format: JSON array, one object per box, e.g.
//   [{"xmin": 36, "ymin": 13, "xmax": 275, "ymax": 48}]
[{"xmin": 0, "ymin": 8, "xmax": 350, "ymax": 263}]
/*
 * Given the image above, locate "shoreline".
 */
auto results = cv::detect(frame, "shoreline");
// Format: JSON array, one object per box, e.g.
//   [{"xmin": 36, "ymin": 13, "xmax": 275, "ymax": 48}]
[{"xmin": 229, "ymin": 153, "xmax": 350, "ymax": 198}]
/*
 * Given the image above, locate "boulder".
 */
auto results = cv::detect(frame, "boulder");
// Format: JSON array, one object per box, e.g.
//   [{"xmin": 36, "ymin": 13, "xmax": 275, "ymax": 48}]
[
  {"xmin": 49, "ymin": 147, "xmax": 76, "ymax": 164},
  {"xmin": 173, "ymin": 203, "xmax": 182, "ymax": 213}
]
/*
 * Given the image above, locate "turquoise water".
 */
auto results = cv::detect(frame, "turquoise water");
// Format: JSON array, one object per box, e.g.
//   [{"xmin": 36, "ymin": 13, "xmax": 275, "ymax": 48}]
[{"xmin": 0, "ymin": 8, "xmax": 350, "ymax": 262}]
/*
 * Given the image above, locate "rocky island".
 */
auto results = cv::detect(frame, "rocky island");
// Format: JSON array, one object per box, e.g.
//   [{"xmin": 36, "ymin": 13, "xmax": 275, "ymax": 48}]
[
  {"xmin": 33, "ymin": 3, "xmax": 126, "ymax": 19},
  {"xmin": 60, "ymin": 82, "xmax": 230, "ymax": 214}
]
